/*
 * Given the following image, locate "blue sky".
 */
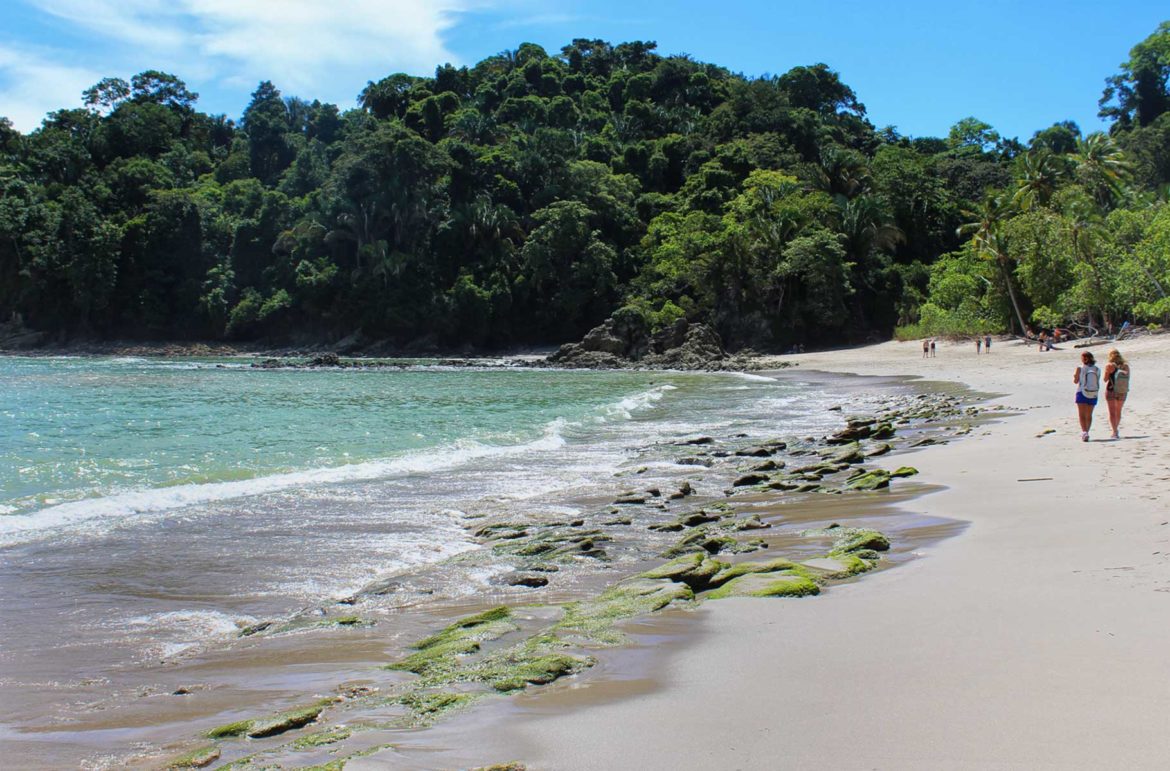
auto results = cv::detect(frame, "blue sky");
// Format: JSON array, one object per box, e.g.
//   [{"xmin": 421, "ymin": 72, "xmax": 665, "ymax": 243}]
[{"xmin": 1, "ymin": 1, "xmax": 1166, "ymax": 141}]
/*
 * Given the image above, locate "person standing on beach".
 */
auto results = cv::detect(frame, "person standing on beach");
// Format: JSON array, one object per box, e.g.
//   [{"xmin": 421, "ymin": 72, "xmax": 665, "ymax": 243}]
[
  {"xmin": 984, "ymin": 334, "xmax": 992, "ymax": 353},
  {"xmin": 976, "ymin": 337, "xmax": 982, "ymax": 354},
  {"xmin": 1103, "ymin": 348, "xmax": 1130, "ymax": 440},
  {"xmin": 922, "ymin": 339, "xmax": 929, "ymax": 358},
  {"xmin": 1074, "ymin": 351, "xmax": 1101, "ymax": 442},
  {"xmin": 930, "ymin": 338, "xmax": 936, "ymax": 357}
]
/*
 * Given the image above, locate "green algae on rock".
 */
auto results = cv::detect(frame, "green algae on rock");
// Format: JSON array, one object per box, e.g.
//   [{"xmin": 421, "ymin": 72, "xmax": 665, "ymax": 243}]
[
  {"xmin": 206, "ymin": 719, "xmax": 255, "ymax": 739},
  {"xmin": 388, "ymin": 607, "xmax": 518, "ymax": 676},
  {"xmin": 555, "ymin": 578, "xmax": 694, "ymax": 644},
  {"xmin": 708, "ymin": 557, "xmax": 800, "ymax": 589},
  {"xmin": 166, "ymin": 744, "xmax": 221, "ymax": 768},
  {"xmin": 659, "ymin": 527, "xmax": 767, "ymax": 558},
  {"xmin": 706, "ymin": 571, "xmax": 821, "ymax": 599},
  {"xmin": 291, "ymin": 727, "xmax": 353, "ymax": 750},
  {"xmin": 397, "ymin": 691, "xmax": 480, "ymax": 724},
  {"xmin": 799, "ymin": 526, "xmax": 893, "ymax": 556},
  {"xmin": 639, "ymin": 553, "xmax": 727, "ymax": 590},
  {"xmin": 488, "ymin": 653, "xmax": 587, "ymax": 691},
  {"xmin": 246, "ymin": 698, "xmax": 337, "ymax": 738},
  {"xmin": 800, "ymin": 554, "xmax": 876, "ymax": 578},
  {"xmin": 844, "ymin": 468, "xmax": 892, "ymax": 490},
  {"xmin": 648, "ymin": 510, "xmax": 723, "ymax": 531}
]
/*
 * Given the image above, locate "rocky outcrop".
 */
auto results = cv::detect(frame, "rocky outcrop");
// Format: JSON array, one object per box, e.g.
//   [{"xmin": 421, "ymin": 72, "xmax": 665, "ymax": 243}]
[
  {"xmin": 546, "ymin": 316, "xmax": 750, "ymax": 371},
  {"xmin": 0, "ymin": 320, "xmax": 46, "ymax": 350}
]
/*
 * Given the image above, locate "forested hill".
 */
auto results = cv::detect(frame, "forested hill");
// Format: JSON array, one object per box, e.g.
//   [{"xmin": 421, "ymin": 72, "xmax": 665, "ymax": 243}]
[{"xmin": 2, "ymin": 27, "xmax": 1170, "ymax": 351}]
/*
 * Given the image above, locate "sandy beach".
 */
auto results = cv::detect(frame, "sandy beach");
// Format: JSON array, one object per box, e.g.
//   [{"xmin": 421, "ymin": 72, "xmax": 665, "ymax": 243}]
[{"xmin": 476, "ymin": 335, "xmax": 1170, "ymax": 770}]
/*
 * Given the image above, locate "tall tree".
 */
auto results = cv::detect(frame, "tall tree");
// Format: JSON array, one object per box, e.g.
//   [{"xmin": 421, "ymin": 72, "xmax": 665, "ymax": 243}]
[
  {"xmin": 1100, "ymin": 21, "xmax": 1170, "ymax": 129},
  {"xmin": 958, "ymin": 194, "xmax": 1029, "ymax": 334}
]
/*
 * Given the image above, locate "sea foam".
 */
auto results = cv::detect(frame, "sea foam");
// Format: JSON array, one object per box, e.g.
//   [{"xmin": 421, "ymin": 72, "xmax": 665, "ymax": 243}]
[{"xmin": 0, "ymin": 425, "xmax": 567, "ymax": 546}]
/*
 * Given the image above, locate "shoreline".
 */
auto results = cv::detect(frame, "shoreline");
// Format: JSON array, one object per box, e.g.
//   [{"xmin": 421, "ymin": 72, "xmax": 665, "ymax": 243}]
[
  {"xmin": 476, "ymin": 336, "xmax": 1170, "ymax": 769},
  {"xmin": 0, "ymin": 361, "xmax": 980, "ymax": 769}
]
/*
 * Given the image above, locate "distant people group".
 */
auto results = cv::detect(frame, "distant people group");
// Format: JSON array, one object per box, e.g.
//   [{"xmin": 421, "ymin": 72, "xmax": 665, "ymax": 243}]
[
  {"xmin": 974, "ymin": 334, "xmax": 992, "ymax": 354},
  {"xmin": 1074, "ymin": 349, "xmax": 1130, "ymax": 441},
  {"xmin": 922, "ymin": 338, "xmax": 937, "ymax": 358}
]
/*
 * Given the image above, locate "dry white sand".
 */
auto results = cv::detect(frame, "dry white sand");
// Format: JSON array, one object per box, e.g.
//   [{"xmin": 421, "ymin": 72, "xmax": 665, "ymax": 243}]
[{"xmin": 491, "ymin": 335, "xmax": 1170, "ymax": 770}]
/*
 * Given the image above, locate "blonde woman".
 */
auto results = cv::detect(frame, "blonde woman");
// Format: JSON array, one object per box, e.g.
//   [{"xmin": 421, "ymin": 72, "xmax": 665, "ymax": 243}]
[{"xmin": 1103, "ymin": 349, "xmax": 1131, "ymax": 440}]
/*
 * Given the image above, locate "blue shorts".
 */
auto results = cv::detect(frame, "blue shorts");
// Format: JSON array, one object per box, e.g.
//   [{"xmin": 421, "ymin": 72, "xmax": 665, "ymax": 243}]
[{"xmin": 1075, "ymin": 392, "xmax": 1098, "ymax": 406}]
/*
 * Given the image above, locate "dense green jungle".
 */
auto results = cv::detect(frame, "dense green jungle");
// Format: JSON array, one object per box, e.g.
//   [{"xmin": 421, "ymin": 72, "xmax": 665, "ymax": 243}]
[{"xmin": 2, "ymin": 23, "xmax": 1169, "ymax": 351}]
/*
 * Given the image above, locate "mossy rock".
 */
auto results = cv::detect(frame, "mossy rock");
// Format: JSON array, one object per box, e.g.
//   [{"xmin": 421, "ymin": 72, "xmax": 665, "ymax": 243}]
[
  {"xmin": 648, "ymin": 510, "xmax": 721, "ymax": 532},
  {"xmin": 237, "ymin": 621, "xmax": 273, "ymax": 637},
  {"xmin": 614, "ymin": 493, "xmax": 649, "ymax": 505},
  {"xmin": 828, "ymin": 528, "xmax": 891, "ymax": 555},
  {"xmin": 707, "ymin": 571, "xmax": 821, "ymax": 599},
  {"xmin": 639, "ymin": 553, "xmax": 728, "ymax": 590},
  {"xmin": 824, "ymin": 443, "xmax": 866, "ymax": 464},
  {"xmin": 871, "ymin": 423, "xmax": 896, "ymax": 440},
  {"xmin": 398, "ymin": 691, "xmax": 478, "ymax": 722},
  {"xmin": 708, "ymin": 558, "xmax": 798, "ymax": 588},
  {"xmin": 732, "ymin": 472, "xmax": 771, "ymax": 487},
  {"xmin": 844, "ymin": 469, "xmax": 891, "ymax": 490},
  {"xmin": 750, "ymin": 459, "xmax": 784, "ymax": 472},
  {"xmin": 734, "ymin": 446, "xmax": 774, "ymax": 457},
  {"xmin": 659, "ymin": 530, "xmax": 762, "ymax": 558},
  {"xmin": 498, "ymin": 529, "xmax": 611, "ymax": 559},
  {"xmin": 556, "ymin": 578, "xmax": 693, "ymax": 643},
  {"xmin": 800, "ymin": 555, "xmax": 875, "ymax": 578},
  {"xmin": 206, "ymin": 719, "xmax": 254, "ymax": 739},
  {"xmin": 795, "ymin": 458, "xmax": 851, "ymax": 477},
  {"xmin": 472, "ymin": 763, "xmax": 527, "ymax": 771},
  {"xmin": 291, "ymin": 727, "xmax": 352, "ymax": 750},
  {"xmin": 865, "ymin": 442, "xmax": 893, "ymax": 457},
  {"xmin": 474, "ymin": 523, "xmax": 531, "ymax": 539},
  {"xmin": 389, "ymin": 607, "xmax": 518, "ymax": 676},
  {"xmin": 890, "ymin": 466, "xmax": 919, "ymax": 478},
  {"xmin": 488, "ymin": 653, "xmax": 588, "ymax": 692},
  {"xmin": 724, "ymin": 514, "xmax": 769, "ymax": 531},
  {"xmin": 800, "ymin": 526, "xmax": 890, "ymax": 556},
  {"xmin": 167, "ymin": 745, "xmax": 221, "ymax": 768},
  {"xmin": 246, "ymin": 698, "xmax": 335, "ymax": 738}
]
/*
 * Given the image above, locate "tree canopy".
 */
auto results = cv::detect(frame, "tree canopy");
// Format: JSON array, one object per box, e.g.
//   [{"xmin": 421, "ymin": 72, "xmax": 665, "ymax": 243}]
[{"xmin": 3, "ymin": 24, "xmax": 1170, "ymax": 351}]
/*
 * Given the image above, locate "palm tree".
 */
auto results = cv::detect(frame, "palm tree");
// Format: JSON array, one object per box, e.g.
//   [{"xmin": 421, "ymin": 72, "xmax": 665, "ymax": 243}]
[
  {"xmin": 811, "ymin": 146, "xmax": 871, "ymax": 201},
  {"xmin": 839, "ymin": 195, "xmax": 904, "ymax": 260},
  {"xmin": 958, "ymin": 193, "xmax": 1029, "ymax": 334},
  {"xmin": 1012, "ymin": 148, "xmax": 1065, "ymax": 211},
  {"xmin": 1064, "ymin": 196, "xmax": 1111, "ymax": 326},
  {"xmin": 1073, "ymin": 132, "xmax": 1132, "ymax": 210}
]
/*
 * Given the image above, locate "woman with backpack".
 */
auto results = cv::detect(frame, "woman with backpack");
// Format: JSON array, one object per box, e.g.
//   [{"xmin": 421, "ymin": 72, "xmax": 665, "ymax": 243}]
[
  {"xmin": 1074, "ymin": 351, "xmax": 1101, "ymax": 442},
  {"xmin": 1103, "ymin": 349, "xmax": 1131, "ymax": 440}
]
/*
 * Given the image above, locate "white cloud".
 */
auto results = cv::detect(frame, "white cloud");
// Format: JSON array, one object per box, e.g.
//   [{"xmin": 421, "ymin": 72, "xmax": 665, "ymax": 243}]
[
  {"xmin": 0, "ymin": 44, "xmax": 100, "ymax": 130},
  {"xmin": 19, "ymin": 0, "xmax": 507, "ymax": 114}
]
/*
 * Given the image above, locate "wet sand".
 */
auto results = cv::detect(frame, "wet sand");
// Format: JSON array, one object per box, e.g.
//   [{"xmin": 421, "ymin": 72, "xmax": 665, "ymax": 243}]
[{"xmin": 487, "ymin": 336, "xmax": 1170, "ymax": 769}]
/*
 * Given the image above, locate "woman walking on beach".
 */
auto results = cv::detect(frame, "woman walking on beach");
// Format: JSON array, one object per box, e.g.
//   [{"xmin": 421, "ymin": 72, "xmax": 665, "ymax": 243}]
[
  {"xmin": 1103, "ymin": 348, "xmax": 1131, "ymax": 440},
  {"xmin": 1074, "ymin": 351, "xmax": 1101, "ymax": 442}
]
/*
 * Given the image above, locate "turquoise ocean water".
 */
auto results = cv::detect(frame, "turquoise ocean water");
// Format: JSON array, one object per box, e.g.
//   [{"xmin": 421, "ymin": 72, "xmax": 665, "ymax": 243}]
[
  {"xmin": 0, "ymin": 357, "xmax": 693, "ymax": 532},
  {"xmin": 1, "ymin": 355, "xmax": 879, "ymax": 763}
]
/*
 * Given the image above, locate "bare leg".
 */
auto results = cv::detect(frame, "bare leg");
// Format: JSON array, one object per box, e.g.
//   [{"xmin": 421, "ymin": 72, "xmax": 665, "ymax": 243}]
[
  {"xmin": 1077, "ymin": 403, "xmax": 1094, "ymax": 435},
  {"xmin": 1107, "ymin": 398, "xmax": 1123, "ymax": 436}
]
